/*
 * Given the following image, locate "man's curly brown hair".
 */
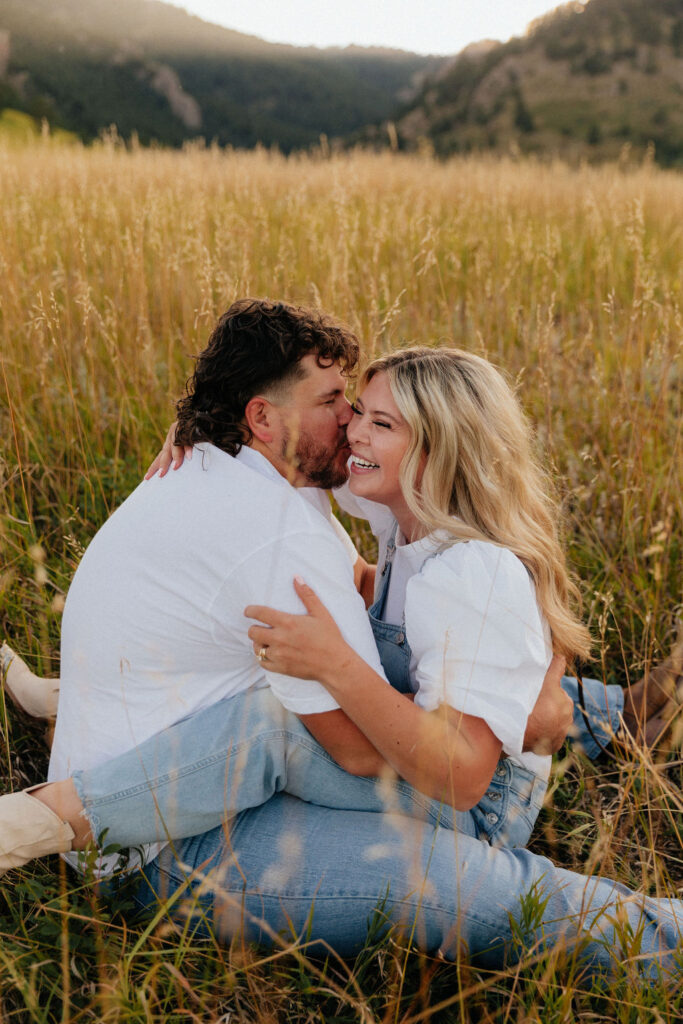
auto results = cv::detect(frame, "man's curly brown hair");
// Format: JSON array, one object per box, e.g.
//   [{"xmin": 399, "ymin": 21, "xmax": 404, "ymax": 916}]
[{"xmin": 175, "ymin": 298, "xmax": 360, "ymax": 454}]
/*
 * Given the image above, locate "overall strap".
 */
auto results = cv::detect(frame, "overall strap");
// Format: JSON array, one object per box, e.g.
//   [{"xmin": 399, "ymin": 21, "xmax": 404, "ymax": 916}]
[{"xmin": 575, "ymin": 664, "xmax": 618, "ymax": 760}]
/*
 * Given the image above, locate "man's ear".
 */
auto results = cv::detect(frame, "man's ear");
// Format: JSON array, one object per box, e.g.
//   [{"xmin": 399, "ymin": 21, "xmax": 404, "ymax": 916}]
[{"xmin": 244, "ymin": 395, "xmax": 279, "ymax": 444}]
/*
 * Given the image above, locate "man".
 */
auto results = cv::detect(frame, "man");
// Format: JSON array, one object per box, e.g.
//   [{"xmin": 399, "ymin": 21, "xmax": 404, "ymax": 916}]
[{"xmin": 1, "ymin": 299, "xmax": 681, "ymax": 976}]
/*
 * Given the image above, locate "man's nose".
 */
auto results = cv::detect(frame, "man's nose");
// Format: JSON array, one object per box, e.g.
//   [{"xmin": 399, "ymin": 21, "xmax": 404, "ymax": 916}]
[{"xmin": 338, "ymin": 398, "xmax": 353, "ymax": 427}]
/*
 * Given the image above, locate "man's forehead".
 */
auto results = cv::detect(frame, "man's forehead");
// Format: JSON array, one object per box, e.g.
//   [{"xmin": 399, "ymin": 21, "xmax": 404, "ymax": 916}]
[{"xmin": 295, "ymin": 355, "xmax": 347, "ymax": 396}]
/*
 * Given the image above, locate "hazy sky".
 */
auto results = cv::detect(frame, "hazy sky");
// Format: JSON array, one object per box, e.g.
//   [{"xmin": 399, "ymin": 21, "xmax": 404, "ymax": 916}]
[{"xmin": 177, "ymin": 1, "xmax": 576, "ymax": 56}]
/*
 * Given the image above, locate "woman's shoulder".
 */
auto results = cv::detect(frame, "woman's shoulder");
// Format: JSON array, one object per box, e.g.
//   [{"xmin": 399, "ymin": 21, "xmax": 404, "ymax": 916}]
[
  {"xmin": 409, "ymin": 540, "xmax": 540, "ymax": 618},
  {"xmin": 414, "ymin": 539, "xmax": 535, "ymax": 605},
  {"xmin": 406, "ymin": 538, "xmax": 548, "ymax": 661}
]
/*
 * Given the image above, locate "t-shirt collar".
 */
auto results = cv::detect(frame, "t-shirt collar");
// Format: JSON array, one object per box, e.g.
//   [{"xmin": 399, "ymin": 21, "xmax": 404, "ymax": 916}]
[
  {"xmin": 234, "ymin": 444, "xmax": 288, "ymax": 486},
  {"xmin": 394, "ymin": 520, "xmax": 448, "ymax": 555}
]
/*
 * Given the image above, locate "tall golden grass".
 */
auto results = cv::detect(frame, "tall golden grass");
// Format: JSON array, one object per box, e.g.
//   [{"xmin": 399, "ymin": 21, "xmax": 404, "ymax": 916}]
[{"xmin": 0, "ymin": 139, "xmax": 681, "ymax": 1021}]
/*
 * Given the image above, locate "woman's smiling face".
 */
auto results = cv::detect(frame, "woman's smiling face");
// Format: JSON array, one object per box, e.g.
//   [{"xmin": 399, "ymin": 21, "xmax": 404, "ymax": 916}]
[{"xmin": 347, "ymin": 372, "xmax": 422, "ymax": 532}]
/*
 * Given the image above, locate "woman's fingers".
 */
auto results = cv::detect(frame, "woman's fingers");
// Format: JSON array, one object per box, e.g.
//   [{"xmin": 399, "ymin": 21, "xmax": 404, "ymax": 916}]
[
  {"xmin": 144, "ymin": 450, "xmax": 170, "ymax": 480},
  {"xmin": 144, "ymin": 421, "xmax": 186, "ymax": 479},
  {"xmin": 292, "ymin": 577, "xmax": 329, "ymax": 617},
  {"xmin": 144, "ymin": 457, "xmax": 158, "ymax": 480},
  {"xmin": 172, "ymin": 443, "xmax": 193, "ymax": 469},
  {"xmin": 245, "ymin": 581, "xmax": 330, "ymax": 630},
  {"xmin": 246, "ymin": 583, "xmax": 345, "ymax": 684},
  {"xmin": 248, "ymin": 624, "xmax": 276, "ymax": 645},
  {"xmin": 245, "ymin": 605, "xmax": 291, "ymax": 627},
  {"xmin": 292, "ymin": 581, "xmax": 337, "ymax": 626}
]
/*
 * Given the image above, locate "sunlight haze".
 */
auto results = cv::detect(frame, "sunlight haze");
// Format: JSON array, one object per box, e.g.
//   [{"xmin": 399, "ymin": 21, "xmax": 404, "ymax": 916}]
[{"xmin": 176, "ymin": 0, "xmax": 576, "ymax": 55}]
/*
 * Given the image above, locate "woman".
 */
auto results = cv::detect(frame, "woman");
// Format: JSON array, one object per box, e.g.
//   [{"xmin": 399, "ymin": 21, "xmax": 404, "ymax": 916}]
[
  {"xmin": 1, "ymin": 347, "xmax": 681, "ymax": 976},
  {"xmin": 248, "ymin": 346, "xmax": 586, "ymax": 837}
]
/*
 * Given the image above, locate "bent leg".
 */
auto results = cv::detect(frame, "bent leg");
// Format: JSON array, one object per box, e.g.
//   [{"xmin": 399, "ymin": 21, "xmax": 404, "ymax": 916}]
[
  {"xmin": 128, "ymin": 794, "xmax": 683, "ymax": 980},
  {"xmin": 73, "ymin": 688, "xmax": 459, "ymax": 849}
]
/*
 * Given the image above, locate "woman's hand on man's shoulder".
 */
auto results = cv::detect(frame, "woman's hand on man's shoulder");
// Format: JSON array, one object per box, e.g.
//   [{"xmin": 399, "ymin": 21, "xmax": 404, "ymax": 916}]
[{"xmin": 144, "ymin": 421, "xmax": 193, "ymax": 479}]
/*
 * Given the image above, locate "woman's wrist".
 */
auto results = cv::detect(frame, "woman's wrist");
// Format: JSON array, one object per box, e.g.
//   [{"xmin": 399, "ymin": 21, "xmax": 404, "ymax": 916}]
[{"xmin": 318, "ymin": 645, "xmax": 363, "ymax": 695}]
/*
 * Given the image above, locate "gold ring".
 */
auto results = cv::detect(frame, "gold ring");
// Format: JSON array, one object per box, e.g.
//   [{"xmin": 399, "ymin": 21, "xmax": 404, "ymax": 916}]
[{"xmin": 257, "ymin": 646, "xmax": 268, "ymax": 662}]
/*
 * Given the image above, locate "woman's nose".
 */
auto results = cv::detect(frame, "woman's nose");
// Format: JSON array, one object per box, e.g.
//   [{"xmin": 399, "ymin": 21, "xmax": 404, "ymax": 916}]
[{"xmin": 346, "ymin": 412, "xmax": 364, "ymax": 445}]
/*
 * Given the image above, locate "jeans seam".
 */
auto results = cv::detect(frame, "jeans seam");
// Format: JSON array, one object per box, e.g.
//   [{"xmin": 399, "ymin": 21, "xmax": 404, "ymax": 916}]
[{"xmin": 145, "ymin": 853, "xmax": 507, "ymax": 931}]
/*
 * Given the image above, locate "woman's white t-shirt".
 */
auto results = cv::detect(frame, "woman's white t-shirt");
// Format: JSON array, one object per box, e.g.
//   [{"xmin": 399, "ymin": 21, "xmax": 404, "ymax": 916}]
[{"xmin": 335, "ymin": 484, "xmax": 552, "ymax": 780}]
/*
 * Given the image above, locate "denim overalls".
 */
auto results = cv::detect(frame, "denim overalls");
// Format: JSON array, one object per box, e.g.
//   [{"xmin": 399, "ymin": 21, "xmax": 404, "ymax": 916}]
[{"xmin": 368, "ymin": 528, "xmax": 548, "ymax": 849}]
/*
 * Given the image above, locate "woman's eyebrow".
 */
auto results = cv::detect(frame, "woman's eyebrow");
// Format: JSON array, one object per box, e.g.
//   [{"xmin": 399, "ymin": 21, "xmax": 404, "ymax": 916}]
[{"xmin": 358, "ymin": 402, "xmax": 402, "ymax": 424}]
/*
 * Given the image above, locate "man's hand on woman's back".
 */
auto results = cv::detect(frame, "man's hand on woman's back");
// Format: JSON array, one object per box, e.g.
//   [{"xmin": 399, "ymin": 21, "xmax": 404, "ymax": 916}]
[{"xmin": 523, "ymin": 655, "xmax": 572, "ymax": 755}]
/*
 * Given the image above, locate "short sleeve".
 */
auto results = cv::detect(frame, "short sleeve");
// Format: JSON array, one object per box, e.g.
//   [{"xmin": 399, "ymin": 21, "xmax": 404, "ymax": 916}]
[
  {"xmin": 212, "ymin": 523, "xmax": 388, "ymax": 716},
  {"xmin": 405, "ymin": 542, "xmax": 551, "ymax": 756}
]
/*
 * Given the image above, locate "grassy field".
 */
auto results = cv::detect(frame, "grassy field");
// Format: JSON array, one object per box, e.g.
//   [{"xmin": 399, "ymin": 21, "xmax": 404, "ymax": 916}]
[{"xmin": 0, "ymin": 138, "xmax": 681, "ymax": 1021}]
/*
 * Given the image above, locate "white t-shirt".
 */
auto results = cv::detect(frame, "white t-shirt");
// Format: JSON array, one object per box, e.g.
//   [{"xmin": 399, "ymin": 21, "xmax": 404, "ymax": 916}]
[
  {"xmin": 334, "ymin": 484, "xmax": 552, "ymax": 779},
  {"xmin": 50, "ymin": 445, "xmax": 386, "ymax": 872}
]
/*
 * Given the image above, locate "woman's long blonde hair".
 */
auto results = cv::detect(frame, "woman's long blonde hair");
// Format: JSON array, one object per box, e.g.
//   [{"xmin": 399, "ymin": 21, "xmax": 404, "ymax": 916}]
[{"xmin": 363, "ymin": 347, "xmax": 591, "ymax": 663}]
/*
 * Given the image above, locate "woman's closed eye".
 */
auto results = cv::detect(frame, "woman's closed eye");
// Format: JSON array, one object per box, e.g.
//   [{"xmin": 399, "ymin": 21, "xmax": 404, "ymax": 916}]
[{"xmin": 351, "ymin": 403, "xmax": 391, "ymax": 429}]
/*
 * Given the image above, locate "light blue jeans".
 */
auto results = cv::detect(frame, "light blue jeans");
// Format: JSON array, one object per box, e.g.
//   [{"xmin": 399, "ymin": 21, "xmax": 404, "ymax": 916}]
[
  {"xmin": 73, "ymin": 686, "xmax": 546, "ymax": 851},
  {"xmin": 126, "ymin": 793, "xmax": 683, "ymax": 979},
  {"xmin": 72, "ymin": 675, "xmax": 619, "ymax": 855},
  {"xmin": 74, "ymin": 677, "xmax": 683, "ymax": 977}
]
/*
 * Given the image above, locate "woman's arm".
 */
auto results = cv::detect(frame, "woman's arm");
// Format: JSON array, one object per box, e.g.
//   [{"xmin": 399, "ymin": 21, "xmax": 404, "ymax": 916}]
[{"xmin": 247, "ymin": 579, "xmax": 502, "ymax": 810}]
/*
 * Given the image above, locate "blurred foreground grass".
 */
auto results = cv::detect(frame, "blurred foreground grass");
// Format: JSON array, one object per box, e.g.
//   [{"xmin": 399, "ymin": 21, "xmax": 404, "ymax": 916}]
[{"xmin": 0, "ymin": 139, "xmax": 681, "ymax": 1020}]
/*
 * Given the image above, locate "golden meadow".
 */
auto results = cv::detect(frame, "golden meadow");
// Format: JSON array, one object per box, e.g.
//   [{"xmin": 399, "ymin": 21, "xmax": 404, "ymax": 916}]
[{"xmin": 0, "ymin": 138, "xmax": 681, "ymax": 1020}]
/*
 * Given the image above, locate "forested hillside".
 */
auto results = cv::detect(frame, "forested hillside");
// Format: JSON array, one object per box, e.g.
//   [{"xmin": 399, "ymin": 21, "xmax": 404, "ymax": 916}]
[
  {"xmin": 391, "ymin": 0, "xmax": 683, "ymax": 165},
  {"xmin": 0, "ymin": 0, "xmax": 441, "ymax": 149},
  {"xmin": 2, "ymin": 0, "xmax": 682, "ymax": 164}
]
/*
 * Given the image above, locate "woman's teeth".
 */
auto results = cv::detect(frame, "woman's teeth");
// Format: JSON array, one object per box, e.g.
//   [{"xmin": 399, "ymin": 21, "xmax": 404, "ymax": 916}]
[{"xmin": 352, "ymin": 456, "xmax": 379, "ymax": 469}]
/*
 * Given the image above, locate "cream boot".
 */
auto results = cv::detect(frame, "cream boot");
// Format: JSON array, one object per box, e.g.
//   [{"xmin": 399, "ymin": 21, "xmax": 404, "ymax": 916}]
[
  {"xmin": 1, "ymin": 643, "xmax": 60, "ymax": 719},
  {"xmin": 0, "ymin": 790, "xmax": 75, "ymax": 875}
]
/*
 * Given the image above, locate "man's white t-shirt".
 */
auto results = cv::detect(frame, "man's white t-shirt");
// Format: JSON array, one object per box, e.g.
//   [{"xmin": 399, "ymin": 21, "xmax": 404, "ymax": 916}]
[{"xmin": 49, "ymin": 444, "xmax": 386, "ymax": 871}]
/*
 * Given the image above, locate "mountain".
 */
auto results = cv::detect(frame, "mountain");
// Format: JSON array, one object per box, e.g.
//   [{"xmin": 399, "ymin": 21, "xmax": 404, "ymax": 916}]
[
  {"xmin": 390, "ymin": 0, "xmax": 683, "ymax": 165},
  {"xmin": 0, "ymin": 0, "xmax": 442, "ymax": 150}
]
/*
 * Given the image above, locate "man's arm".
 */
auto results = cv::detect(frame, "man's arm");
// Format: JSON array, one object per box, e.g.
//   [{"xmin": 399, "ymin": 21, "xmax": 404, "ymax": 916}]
[
  {"xmin": 353, "ymin": 557, "xmax": 376, "ymax": 610},
  {"xmin": 299, "ymin": 709, "xmax": 389, "ymax": 776},
  {"xmin": 522, "ymin": 655, "xmax": 572, "ymax": 755}
]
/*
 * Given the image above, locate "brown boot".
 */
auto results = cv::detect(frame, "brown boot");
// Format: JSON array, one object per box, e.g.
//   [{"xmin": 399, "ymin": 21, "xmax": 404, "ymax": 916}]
[
  {"xmin": 622, "ymin": 631, "xmax": 683, "ymax": 745},
  {"xmin": 0, "ymin": 790, "xmax": 74, "ymax": 875}
]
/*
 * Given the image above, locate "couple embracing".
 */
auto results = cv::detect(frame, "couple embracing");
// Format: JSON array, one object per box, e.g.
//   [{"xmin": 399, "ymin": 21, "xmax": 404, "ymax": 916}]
[{"xmin": 2, "ymin": 298, "xmax": 682, "ymax": 977}]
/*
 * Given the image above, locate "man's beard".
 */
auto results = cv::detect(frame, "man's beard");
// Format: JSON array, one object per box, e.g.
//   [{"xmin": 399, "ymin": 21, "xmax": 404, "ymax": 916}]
[{"xmin": 282, "ymin": 431, "xmax": 349, "ymax": 489}]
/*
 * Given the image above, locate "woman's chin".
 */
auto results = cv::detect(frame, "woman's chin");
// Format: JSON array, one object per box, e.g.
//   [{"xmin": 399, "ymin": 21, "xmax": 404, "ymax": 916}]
[{"xmin": 349, "ymin": 473, "xmax": 379, "ymax": 501}]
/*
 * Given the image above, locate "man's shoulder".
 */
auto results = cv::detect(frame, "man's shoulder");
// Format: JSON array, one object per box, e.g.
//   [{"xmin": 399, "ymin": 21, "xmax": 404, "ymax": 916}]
[{"xmin": 140, "ymin": 443, "xmax": 334, "ymax": 540}]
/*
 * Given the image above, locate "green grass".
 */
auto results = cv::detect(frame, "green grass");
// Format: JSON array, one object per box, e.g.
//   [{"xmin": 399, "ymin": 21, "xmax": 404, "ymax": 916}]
[{"xmin": 0, "ymin": 108, "xmax": 78, "ymax": 145}]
